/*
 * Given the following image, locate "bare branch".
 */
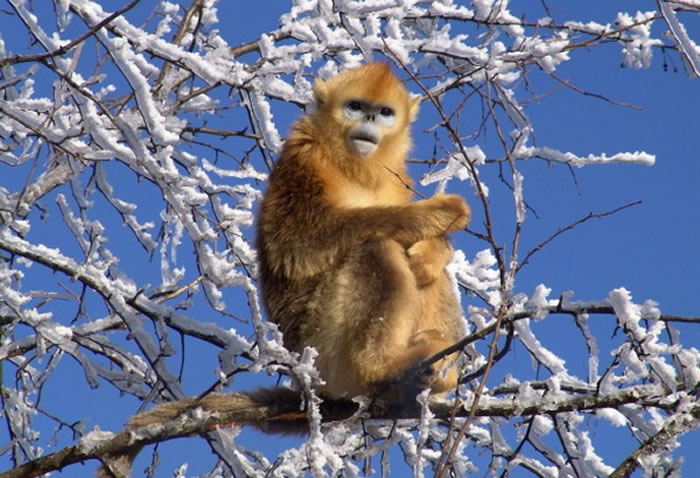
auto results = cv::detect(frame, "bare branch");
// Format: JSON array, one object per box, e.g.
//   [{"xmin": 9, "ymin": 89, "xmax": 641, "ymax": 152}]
[
  {"xmin": 518, "ymin": 201, "xmax": 642, "ymax": 273},
  {"xmin": 549, "ymin": 72, "xmax": 643, "ymax": 110}
]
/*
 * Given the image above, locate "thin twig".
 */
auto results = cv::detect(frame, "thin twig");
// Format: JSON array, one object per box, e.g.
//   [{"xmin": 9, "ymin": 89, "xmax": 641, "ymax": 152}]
[
  {"xmin": 517, "ymin": 200, "xmax": 642, "ymax": 273},
  {"xmin": 549, "ymin": 72, "xmax": 643, "ymax": 110}
]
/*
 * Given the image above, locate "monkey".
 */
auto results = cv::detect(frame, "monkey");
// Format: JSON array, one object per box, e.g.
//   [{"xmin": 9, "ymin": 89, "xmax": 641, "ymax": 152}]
[
  {"xmin": 256, "ymin": 62, "xmax": 470, "ymax": 399},
  {"xmin": 97, "ymin": 63, "xmax": 469, "ymax": 477}
]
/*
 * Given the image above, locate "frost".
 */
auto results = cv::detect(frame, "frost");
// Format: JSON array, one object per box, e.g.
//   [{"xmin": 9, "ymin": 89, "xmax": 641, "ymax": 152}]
[
  {"xmin": 616, "ymin": 11, "xmax": 664, "ymax": 69},
  {"xmin": 246, "ymin": 92, "xmax": 282, "ymax": 152},
  {"xmin": 532, "ymin": 415, "xmax": 553, "ymax": 435},
  {"xmin": 449, "ymin": 249, "xmax": 501, "ymax": 307},
  {"xmin": 473, "ymin": 0, "xmax": 524, "ymax": 36},
  {"xmin": 564, "ymin": 20, "xmax": 611, "ymax": 36},
  {"xmin": 78, "ymin": 427, "xmax": 115, "ymax": 453},
  {"xmin": 173, "ymin": 464, "xmax": 189, "ymax": 478},
  {"xmin": 513, "ymin": 169, "xmax": 525, "ymax": 224},
  {"xmin": 516, "ymin": 144, "xmax": 655, "ymax": 167},
  {"xmin": 596, "ymin": 408, "xmax": 628, "ymax": 427},
  {"xmin": 521, "ymin": 33, "xmax": 570, "ymax": 73},
  {"xmin": 420, "ymin": 146, "xmax": 488, "ymax": 195},
  {"xmin": 515, "ymin": 319, "xmax": 567, "ymax": 374},
  {"xmin": 526, "ymin": 284, "xmax": 556, "ymax": 321},
  {"xmin": 609, "ymin": 288, "xmax": 645, "ymax": 341},
  {"xmin": 659, "ymin": 1, "xmax": 700, "ymax": 77}
]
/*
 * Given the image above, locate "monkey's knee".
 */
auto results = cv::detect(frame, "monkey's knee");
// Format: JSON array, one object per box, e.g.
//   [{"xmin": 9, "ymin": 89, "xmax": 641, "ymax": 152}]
[
  {"xmin": 360, "ymin": 335, "xmax": 458, "ymax": 402},
  {"xmin": 351, "ymin": 342, "xmax": 433, "ymax": 390},
  {"xmin": 342, "ymin": 240, "xmax": 455, "ymax": 396},
  {"xmin": 429, "ymin": 365, "xmax": 459, "ymax": 393}
]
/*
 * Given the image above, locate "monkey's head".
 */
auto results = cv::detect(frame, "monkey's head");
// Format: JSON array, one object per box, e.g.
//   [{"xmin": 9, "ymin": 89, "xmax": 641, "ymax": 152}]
[{"xmin": 312, "ymin": 63, "xmax": 419, "ymax": 160}]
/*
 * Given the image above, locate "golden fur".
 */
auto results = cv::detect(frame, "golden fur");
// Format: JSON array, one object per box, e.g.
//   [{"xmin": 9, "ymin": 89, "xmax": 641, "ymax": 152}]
[{"xmin": 257, "ymin": 63, "xmax": 470, "ymax": 399}]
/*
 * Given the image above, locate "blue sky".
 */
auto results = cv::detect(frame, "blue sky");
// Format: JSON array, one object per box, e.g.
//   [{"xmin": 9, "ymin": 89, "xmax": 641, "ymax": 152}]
[{"xmin": 0, "ymin": 1, "xmax": 698, "ymax": 476}]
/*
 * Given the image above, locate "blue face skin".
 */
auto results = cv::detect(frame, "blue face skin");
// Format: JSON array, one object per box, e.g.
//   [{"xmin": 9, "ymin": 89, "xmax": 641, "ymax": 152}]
[{"xmin": 344, "ymin": 99, "xmax": 396, "ymax": 156}]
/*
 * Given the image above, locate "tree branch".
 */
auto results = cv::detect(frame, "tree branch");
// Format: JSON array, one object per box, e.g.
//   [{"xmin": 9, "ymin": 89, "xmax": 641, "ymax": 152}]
[
  {"xmin": 610, "ymin": 404, "xmax": 700, "ymax": 478},
  {"xmin": 2, "ymin": 384, "xmax": 692, "ymax": 478},
  {"xmin": 0, "ymin": 0, "xmax": 141, "ymax": 68}
]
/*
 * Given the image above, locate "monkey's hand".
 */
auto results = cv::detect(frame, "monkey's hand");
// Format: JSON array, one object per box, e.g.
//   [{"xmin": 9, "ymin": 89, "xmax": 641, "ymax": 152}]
[
  {"xmin": 419, "ymin": 194, "xmax": 470, "ymax": 234},
  {"xmin": 407, "ymin": 237, "xmax": 453, "ymax": 288}
]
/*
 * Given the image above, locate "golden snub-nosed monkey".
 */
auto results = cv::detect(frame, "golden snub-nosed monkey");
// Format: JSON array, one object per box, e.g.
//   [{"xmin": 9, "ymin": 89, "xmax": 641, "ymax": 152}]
[{"xmin": 256, "ymin": 62, "xmax": 470, "ymax": 399}]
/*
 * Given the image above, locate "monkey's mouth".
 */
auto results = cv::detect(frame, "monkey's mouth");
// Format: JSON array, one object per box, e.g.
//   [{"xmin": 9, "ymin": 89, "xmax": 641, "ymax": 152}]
[
  {"xmin": 349, "ymin": 133, "xmax": 379, "ymax": 155},
  {"xmin": 351, "ymin": 133, "xmax": 378, "ymax": 144}
]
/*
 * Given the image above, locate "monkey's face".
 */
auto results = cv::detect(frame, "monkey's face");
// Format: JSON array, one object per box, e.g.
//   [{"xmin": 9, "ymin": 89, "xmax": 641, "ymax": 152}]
[
  {"xmin": 343, "ymin": 98, "xmax": 396, "ymax": 157},
  {"xmin": 312, "ymin": 63, "xmax": 419, "ymax": 160}
]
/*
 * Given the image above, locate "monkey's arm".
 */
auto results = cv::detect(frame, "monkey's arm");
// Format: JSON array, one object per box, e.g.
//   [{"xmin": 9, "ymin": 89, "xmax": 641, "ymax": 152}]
[{"xmin": 259, "ymin": 161, "xmax": 469, "ymax": 280}]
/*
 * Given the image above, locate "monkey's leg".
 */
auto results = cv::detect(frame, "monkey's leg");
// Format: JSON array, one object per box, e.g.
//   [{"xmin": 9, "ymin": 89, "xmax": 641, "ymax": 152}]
[
  {"xmin": 336, "ymin": 239, "xmax": 452, "ymax": 394},
  {"xmin": 409, "ymin": 268, "xmax": 465, "ymax": 393}
]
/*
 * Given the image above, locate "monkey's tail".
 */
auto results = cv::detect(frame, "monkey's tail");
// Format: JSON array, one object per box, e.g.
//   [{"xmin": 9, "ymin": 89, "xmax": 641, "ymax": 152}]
[{"xmin": 96, "ymin": 388, "xmax": 309, "ymax": 478}]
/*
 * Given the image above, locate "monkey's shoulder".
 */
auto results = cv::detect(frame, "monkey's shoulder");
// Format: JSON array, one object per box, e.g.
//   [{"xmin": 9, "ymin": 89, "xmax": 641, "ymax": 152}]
[{"xmin": 263, "ymin": 152, "xmax": 326, "ymax": 208}]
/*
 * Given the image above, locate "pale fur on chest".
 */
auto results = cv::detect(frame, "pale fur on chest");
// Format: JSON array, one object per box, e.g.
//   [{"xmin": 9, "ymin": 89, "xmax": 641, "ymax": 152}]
[
  {"xmin": 334, "ymin": 180, "xmax": 407, "ymax": 208},
  {"xmin": 318, "ymin": 161, "xmax": 410, "ymax": 209}
]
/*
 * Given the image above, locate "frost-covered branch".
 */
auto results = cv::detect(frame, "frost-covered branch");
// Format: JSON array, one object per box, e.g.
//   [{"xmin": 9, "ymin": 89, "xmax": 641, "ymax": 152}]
[
  {"xmin": 4, "ymin": 382, "xmax": 697, "ymax": 478},
  {"xmin": 611, "ymin": 404, "xmax": 700, "ymax": 477},
  {"xmin": 658, "ymin": 0, "xmax": 700, "ymax": 77},
  {"xmin": 0, "ymin": 0, "xmax": 140, "ymax": 68}
]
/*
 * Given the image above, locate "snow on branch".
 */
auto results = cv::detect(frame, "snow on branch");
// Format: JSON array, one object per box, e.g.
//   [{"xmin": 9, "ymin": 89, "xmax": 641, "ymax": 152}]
[
  {"xmin": 658, "ymin": 0, "xmax": 700, "ymax": 77},
  {"xmin": 516, "ymin": 144, "xmax": 656, "ymax": 167}
]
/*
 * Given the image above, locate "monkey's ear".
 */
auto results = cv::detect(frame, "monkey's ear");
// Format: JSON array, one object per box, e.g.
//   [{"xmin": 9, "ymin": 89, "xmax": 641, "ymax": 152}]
[
  {"xmin": 408, "ymin": 96, "xmax": 420, "ymax": 121},
  {"xmin": 312, "ymin": 79, "xmax": 329, "ymax": 109}
]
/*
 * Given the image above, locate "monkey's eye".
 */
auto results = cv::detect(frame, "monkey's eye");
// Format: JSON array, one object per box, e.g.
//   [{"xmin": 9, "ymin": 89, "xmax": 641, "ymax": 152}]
[
  {"xmin": 348, "ymin": 101, "xmax": 363, "ymax": 111},
  {"xmin": 379, "ymin": 107, "xmax": 395, "ymax": 117}
]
